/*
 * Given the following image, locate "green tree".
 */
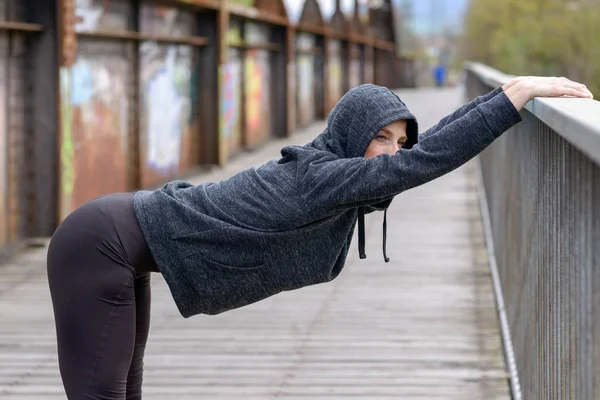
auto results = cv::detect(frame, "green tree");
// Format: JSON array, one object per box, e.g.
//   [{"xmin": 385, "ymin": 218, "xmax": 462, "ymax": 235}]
[{"xmin": 461, "ymin": 0, "xmax": 600, "ymax": 95}]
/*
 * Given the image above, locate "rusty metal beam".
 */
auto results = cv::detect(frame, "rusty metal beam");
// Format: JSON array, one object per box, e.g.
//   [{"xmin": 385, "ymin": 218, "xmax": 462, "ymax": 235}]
[
  {"xmin": 227, "ymin": 3, "xmax": 288, "ymax": 27},
  {"xmin": 76, "ymin": 30, "xmax": 210, "ymax": 46},
  {"xmin": 0, "ymin": 21, "xmax": 43, "ymax": 32},
  {"xmin": 228, "ymin": 41, "xmax": 282, "ymax": 52}
]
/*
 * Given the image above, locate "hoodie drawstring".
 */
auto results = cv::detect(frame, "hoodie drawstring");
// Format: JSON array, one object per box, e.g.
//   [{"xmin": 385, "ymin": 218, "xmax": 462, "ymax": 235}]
[
  {"xmin": 358, "ymin": 207, "xmax": 366, "ymax": 259},
  {"xmin": 357, "ymin": 207, "xmax": 391, "ymax": 263},
  {"xmin": 383, "ymin": 209, "xmax": 390, "ymax": 263}
]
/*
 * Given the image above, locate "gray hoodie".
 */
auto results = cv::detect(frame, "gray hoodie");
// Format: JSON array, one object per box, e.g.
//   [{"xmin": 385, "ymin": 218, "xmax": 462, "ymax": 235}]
[{"xmin": 133, "ymin": 84, "xmax": 520, "ymax": 317}]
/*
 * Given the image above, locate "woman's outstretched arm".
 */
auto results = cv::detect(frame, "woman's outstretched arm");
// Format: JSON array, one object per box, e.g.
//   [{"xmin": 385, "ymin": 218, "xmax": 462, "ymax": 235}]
[
  {"xmin": 418, "ymin": 86, "xmax": 503, "ymax": 141},
  {"xmin": 419, "ymin": 76, "xmax": 593, "ymax": 141},
  {"xmin": 300, "ymin": 77, "xmax": 593, "ymax": 216}
]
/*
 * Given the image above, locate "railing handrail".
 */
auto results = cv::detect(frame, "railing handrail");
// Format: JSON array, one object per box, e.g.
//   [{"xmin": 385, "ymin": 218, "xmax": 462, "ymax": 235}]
[{"xmin": 465, "ymin": 61, "xmax": 600, "ymax": 166}]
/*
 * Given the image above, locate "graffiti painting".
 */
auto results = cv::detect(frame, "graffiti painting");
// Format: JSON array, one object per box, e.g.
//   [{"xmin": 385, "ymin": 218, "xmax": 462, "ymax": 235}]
[
  {"xmin": 244, "ymin": 22, "xmax": 271, "ymax": 147},
  {"xmin": 245, "ymin": 21, "xmax": 269, "ymax": 44},
  {"xmin": 7, "ymin": 35, "xmax": 27, "ymax": 242},
  {"xmin": 364, "ymin": 47, "xmax": 374, "ymax": 84},
  {"xmin": 287, "ymin": 62, "xmax": 296, "ymax": 130},
  {"xmin": 140, "ymin": 4, "xmax": 195, "ymax": 36},
  {"xmin": 0, "ymin": 35, "xmax": 6, "ymax": 245},
  {"xmin": 296, "ymin": 32, "xmax": 316, "ymax": 127},
  {"xmin": 297, "ymin": 54, "xmax": 315, "ymax": 126},
  {"xmin": 139, "ymin": 5, "xmax": 196, "ymax": 187},
  {"xmin": 59, "ymin": 40, "xmax": 130, "ymax": 219},
  {"xmin": 244, "ymin": 49, "xmax": 271, "ymax": 147},
  {"xmin": 74, "ymin": 0, "xmax": 130, "ymax": 32},
  {"xmin": 227, "ymin": 20, "xmax": 244, "ymax": 46},
  {"xmin": 224, "ymin": 49, "xmax": 242, "ymax": 156},
  {"xmin": 221, "ymin": 20, "xmax": 244, "ymax": 159},
  {"xmin": 350, "ymin": 45, "xmax": 361, "ymax": 89},
  {"xmin": 328, "ymin": 39, "xmax": 343, "ymax": 112},
  {"xmin": 350, "ymin": 59, "xmax": 360, "ymax": 89},
  {"xmin": 140, "ymin": 43, "xmax": 194, "ymax": 186},
  {"xmin": 229, "ymin": 0, "xmax": 255, "ymax": 6}
]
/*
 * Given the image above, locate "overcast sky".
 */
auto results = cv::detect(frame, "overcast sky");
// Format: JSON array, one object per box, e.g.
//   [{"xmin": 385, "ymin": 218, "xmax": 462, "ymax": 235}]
[
  {"xmin": 282, "ymin": 0, "xmax": 469, "ymax": 34},
  {"xmin": 411, "ymin": 0, "xmax": 468, "ymax": 34}
]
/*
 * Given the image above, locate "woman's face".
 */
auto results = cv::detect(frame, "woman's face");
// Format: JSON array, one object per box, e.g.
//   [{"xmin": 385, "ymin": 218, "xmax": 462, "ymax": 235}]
[{"xmin": 364, "ymin": 120, "xmax": 408, "ymax": 158}]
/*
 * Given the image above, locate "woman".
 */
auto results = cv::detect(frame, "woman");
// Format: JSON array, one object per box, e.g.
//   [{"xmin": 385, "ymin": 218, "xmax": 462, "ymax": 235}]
[{"xmin": 47, "ymin": 76, "xmax": 592, "ymax": 399}]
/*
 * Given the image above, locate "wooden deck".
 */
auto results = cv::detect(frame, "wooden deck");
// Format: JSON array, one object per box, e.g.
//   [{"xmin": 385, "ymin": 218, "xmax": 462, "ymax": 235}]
[{"xmin": 0, "ymin": 88, "xmax": 510, "ymax": 399}]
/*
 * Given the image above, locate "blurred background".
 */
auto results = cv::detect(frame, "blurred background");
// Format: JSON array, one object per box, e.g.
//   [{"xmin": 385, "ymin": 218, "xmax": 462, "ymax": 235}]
[{"xmin": 388, "ymin": 0, "xmax": 600, "ymax": 92}]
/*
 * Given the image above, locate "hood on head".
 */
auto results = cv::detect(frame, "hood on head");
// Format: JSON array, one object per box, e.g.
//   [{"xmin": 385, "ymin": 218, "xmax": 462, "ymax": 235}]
[
  {"xmin": 308, "ymin": 84, "xmax": 419, "ymax": 158},
  {"xmin": 277, "ymin": 85, "xmax": 417, "ymax": 264}
]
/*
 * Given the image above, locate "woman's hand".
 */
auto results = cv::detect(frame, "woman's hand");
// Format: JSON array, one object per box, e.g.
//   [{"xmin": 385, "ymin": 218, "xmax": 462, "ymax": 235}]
[{"xmin": 502, "ymin": 76, "xmax": 594, "ymax": 111}]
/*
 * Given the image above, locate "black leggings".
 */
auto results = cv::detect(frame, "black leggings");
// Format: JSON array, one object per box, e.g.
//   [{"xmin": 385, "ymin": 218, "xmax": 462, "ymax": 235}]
[{"xmin": 47, "ymin": 192, "xmax": 159, "ymax": 400}]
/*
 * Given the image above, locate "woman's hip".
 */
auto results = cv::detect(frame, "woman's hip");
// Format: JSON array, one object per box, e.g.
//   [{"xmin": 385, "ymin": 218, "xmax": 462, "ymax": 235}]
[{"xmin": 47, "ymin": 192, "xmax": 158, "ymax": 282}]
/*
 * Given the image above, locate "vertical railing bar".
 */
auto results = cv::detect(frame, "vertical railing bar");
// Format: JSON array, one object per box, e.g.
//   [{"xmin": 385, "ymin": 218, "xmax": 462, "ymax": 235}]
[{"xmin": 474, "ymin": 153, "xmax": 523, "ymax": 400}]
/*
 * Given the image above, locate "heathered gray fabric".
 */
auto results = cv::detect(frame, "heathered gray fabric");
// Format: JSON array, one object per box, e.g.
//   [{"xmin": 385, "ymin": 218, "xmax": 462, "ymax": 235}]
[
  {"xmin": 133, "ymin": 84, "xmax": 521, "ymax": 317},
  {"xmin": 363, "ymin": 86, "xmax": 503, "ymax": 215}
]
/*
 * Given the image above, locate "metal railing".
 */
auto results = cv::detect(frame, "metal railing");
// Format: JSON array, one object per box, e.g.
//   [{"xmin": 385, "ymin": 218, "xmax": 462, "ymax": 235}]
[{"xmin": 465, "ymin": 62, "xmax": 600, "ymax": 400}]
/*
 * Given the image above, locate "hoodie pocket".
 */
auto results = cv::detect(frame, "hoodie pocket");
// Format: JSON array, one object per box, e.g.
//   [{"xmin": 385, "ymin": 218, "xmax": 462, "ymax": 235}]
[
  {"xmin": 180, "ymin": 250, "xmax": 281, "ymax": 315},
  {"xmin": 182, "ymin": 248, "xmax": 265, "ymax": 271}
]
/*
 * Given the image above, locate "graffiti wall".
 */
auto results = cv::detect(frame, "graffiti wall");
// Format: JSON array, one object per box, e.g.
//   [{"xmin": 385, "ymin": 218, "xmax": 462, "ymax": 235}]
[
  {"xmin": 139, "ymin": 5, "xmax": 197, "ymax": 187},
  {"xmin": 244, "ymin": 22, "xmax": 271, "ymax": 147},
  {"xmin": 375, "ymin": 50, "xmax": 396, "ymax": 87},
  {"xmin": 349, "ymin": 44, "xmax": 361, "ymax": 89},
  {"xmin": 287, "ymin": 61, "xmax": 296, "ymax": 132},
  {"xmin": 327, "ymin": 39, "xmax": 343, "ymax": 112},
  {"xmin": 57, "ymin": 0, "xmax": 132, "ymax": 219},
  {"xmin": 224, "ymin": 48, "xmax": 242, "ymax": 156},
  {"xmin": 296, "ymin": 54, "xmax": 315, "ymax": 126},
  {"xmin": 364, "ymin": 46, "xmax": 374, "ymax": 84},
  {"xmin": 7, "ymin": 34, "xmax": 27, "ymax": 243},
  {"xmin": 296, "ymin": 32, "xmax": 316, "ymax": 127},
  {"xmin": 74, "ymin": 0, "xmax": 130, "ymax": 32},
  {"xmin": 0, "ymin": 33, "xmax": 6, "ymax": 246},
  {"xmin": 244, "ymin": 49, "xmax": 271, "ymax": 147},
  {"xmin": 221, "ymin": 20, "xmax": 243, "ymax": 159},
  {"xmin": 140, "ymin": 4, "xmax": 194, "ymax": 36},
  {"xmin": 229, "ymin": 0, "xmax": 254, "ymax": 6},
  {"xmin": 59, "ymin": 40, "xmax": 131, "ymax": 216}
]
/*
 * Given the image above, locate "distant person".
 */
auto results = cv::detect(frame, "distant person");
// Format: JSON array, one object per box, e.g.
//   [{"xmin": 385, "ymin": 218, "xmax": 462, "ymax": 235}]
[
  {"xmin": 434, "ymin": 63, "xmax": 447, "ymax": 87},
  {"xmin": 46, "ymin": 76, "xmax": 592, "ymax": 399}
]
